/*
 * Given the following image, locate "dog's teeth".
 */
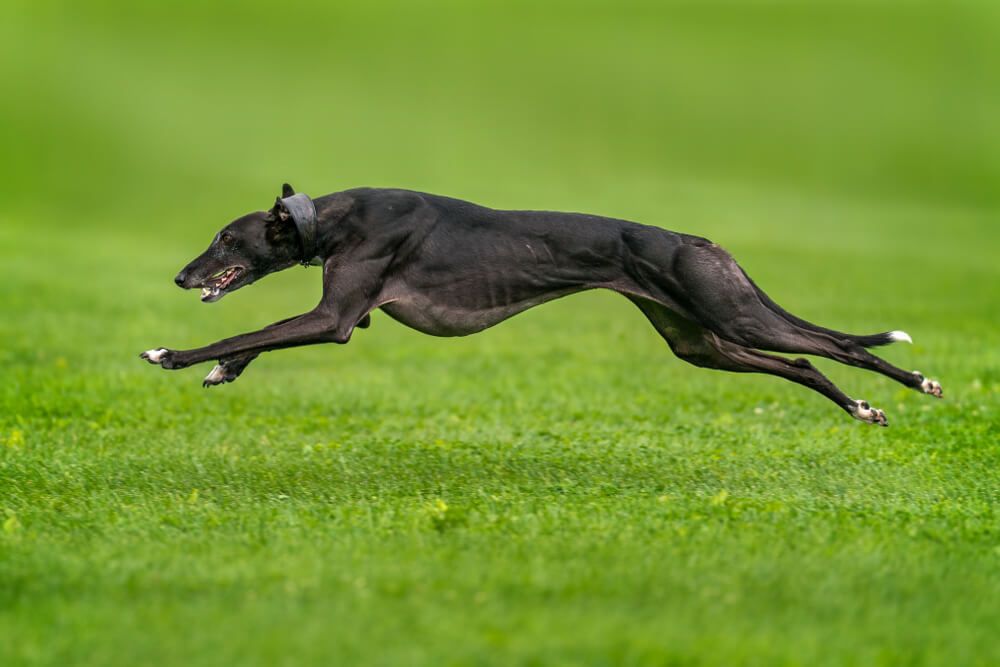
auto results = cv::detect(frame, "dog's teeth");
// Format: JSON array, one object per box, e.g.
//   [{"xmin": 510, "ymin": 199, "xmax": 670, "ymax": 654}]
[{"xmin": 201, "ymin": 287, "xmax": 211, "ymax": 298}]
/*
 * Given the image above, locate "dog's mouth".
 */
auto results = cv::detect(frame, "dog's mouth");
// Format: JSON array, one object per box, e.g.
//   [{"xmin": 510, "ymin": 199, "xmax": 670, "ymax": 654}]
[{"xmin": 199, "ymin": 266, "xmax": 245, "ymax": 302}]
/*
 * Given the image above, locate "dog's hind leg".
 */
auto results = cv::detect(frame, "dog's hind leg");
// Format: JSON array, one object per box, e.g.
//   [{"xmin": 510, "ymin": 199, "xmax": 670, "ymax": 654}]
[
  {"xmin": 761, "ymin": 332, "xmax": 943, "ymax": 398},
  {"xmin": 630, "ymin": 298, "xmax": 888, "ymax": 425},
  {"xmin": 723, "ymin": 259, "xmax": 944, "ymax": 398},
  {"xmin": 640, "ymin": 240, "xmax": 942, "ymax": 398}
]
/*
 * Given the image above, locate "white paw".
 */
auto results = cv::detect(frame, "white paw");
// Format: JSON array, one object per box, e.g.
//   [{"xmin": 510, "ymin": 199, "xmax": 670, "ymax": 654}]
[
  {"xmin": 913, "ymin": 371, "xmax": 943, "ymax": 398},
  {"xmin": 851, "ymin": 399, "xmax": 888, "ymax": 427},
  {"xmin": 203, "ymin": 364, "xmax": 226, "ymax": 387},
  {"xmin": 141, "ymin": 348, "xmax": 168, "ymax": 364}
]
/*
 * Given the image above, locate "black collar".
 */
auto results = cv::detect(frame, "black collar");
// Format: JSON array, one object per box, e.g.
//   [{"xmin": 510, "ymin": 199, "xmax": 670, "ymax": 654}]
[{"xmin": 279, "ymin": 193, "xmax": 320, "ymax": 265}]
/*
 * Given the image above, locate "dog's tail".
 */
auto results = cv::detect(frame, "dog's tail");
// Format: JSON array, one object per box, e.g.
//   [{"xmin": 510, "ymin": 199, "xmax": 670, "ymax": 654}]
[{"xmin": 742, "ymin": 270, "xmax": 912, "ymax": 348}]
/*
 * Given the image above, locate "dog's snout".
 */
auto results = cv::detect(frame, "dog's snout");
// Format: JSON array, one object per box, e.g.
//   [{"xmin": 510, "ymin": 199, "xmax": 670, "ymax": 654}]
[{"xmin": 174, "ymin": 271, "xmax": 188, "ymax": 288}]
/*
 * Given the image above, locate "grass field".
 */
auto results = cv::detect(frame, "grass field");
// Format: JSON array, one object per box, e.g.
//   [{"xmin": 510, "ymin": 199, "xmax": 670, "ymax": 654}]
[{"xmin": 2, "ymin": 1, "xmax": 999, "ymax": 665}]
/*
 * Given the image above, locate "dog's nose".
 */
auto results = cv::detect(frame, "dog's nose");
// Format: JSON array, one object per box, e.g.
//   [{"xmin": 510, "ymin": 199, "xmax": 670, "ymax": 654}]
[{"xmin": 174, "ymin": 271, "xmax": 188, "ymax": 288}]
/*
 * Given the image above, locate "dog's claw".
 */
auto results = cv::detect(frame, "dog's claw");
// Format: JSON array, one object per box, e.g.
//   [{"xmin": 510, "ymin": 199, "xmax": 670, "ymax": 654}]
[
  {"xmin": 851, "ymin": 399, "xmax": 888, "ymax": 427},
  {"xmin": 913, "ymin": 371, "xmax": 943, "ymax": 398}
]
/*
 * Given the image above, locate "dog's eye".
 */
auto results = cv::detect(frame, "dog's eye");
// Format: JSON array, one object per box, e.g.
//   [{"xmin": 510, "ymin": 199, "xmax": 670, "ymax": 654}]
[{"xmin": 220, "ymin": 232, "xmax": 234, "ymax": 245}]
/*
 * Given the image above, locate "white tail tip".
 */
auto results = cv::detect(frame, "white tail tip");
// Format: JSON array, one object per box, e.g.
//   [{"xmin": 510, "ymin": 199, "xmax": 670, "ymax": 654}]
[{"xmin": 889, "ymin": 330, "xmax": 913, "ymax": 344}]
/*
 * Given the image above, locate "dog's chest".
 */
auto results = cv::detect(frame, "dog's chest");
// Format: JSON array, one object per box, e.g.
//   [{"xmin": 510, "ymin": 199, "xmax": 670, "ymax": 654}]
[
  {"xmin": 378, "ymin": 284, "xmax": 579, "ymax": 338},
  {"xmin": 379, "ymin": 298, "xmax": 507, "ymax": 337}
]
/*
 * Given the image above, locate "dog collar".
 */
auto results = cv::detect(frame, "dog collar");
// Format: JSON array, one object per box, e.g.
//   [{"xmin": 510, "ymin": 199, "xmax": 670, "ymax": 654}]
[{"xmin": 279, "ymin": 192, "xmax": 322, "ymax": 266}]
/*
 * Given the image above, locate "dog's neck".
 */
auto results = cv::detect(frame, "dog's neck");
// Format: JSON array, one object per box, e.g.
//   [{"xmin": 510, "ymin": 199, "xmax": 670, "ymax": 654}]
[
  {"xmin": 306, "ymin": 192, "xmax": 356, "ymax": 265},
  {"xmin": 279, "ymin": 193, "xmax": 321, "ymax": 265}
]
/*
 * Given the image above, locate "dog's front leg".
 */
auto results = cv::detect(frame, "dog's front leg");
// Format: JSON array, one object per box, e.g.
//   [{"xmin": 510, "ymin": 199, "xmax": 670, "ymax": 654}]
[
  {"xmin": 200, "ymin": 313, "xmax": 304, "ymax": 387},
  {"xmin": 199, "ymin": 311, "xmax": 374, "ymax": 386},
  {"xmin": 141, "ymin": 307, "xmax": 352, "ymax": 372}
]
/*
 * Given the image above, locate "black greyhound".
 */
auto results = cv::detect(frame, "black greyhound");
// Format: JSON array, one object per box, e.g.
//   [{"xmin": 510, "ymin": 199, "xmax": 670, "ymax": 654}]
[{"xmin": 142, "ymin": 184, "xmax": 942, "ymax": 426}]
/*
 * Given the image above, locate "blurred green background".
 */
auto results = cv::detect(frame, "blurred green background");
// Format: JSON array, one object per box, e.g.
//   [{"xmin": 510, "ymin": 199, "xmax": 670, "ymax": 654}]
[
  {"xmin": 2, "ymin": 1, "xmax": 999, "ymax": 665},
  {"xmin": 4, "ymin": 0, "xmax": 1000, "ymax": 220}
]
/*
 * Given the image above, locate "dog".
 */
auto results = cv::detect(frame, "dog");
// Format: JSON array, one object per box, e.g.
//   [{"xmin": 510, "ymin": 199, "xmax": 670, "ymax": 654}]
[{"xmin": 142, "ymin": 184, "xmax": 942, "ymax": 426}]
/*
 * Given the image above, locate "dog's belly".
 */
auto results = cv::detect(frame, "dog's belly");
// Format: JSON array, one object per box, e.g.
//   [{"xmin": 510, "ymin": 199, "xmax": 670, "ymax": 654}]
[{"xmin": 378, "ymin": 287, "xmax": 582, "ymax": 337}]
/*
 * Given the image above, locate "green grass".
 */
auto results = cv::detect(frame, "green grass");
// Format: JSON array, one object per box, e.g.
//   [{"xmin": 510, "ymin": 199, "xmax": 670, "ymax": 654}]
[{"xmin": 2, "ymin": 1, "xmax": 1000, "ymax": 665}]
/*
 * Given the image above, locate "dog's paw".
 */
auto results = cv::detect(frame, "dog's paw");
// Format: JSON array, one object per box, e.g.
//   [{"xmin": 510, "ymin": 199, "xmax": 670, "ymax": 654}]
[
  {"xmin": 140, "ymin": 348, "xmax": 183, "ymax": 369},
  {"xmin": 203, "ymin": 364, "xmax": 229, "ymax": 387},
  {"xmin": 850, "ymin": 400, "xmax": 888, "ymax": 427},
  {"xmin": 912, "ymin": 371, "xmax": 943, "ymax": 398},
  {"xmin": 140, "ymin": 348, "xmax": 170, "ymax": 365},
  {"xmin": 202, "ymin": 356, "xmax": 255, "ymax": 387},
  {"xmin": 203, "ymin": 364, "xmax": 225, "ymax": 387},
  {"xmin": 202, "ymin": 354, "xmax": 258, "ymax": 387}
]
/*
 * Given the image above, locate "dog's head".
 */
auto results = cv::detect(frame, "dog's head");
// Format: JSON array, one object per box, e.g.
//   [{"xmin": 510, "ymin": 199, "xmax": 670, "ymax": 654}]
[{"xmin": 174, "ymin": 183, "xmax": 309, "ymax": 302}]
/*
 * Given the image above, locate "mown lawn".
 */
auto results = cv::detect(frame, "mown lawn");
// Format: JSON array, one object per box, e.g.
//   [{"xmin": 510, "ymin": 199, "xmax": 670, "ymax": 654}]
[{"xmin": 2, "ymin": 2, "xmax": 999, "ymax": 665}]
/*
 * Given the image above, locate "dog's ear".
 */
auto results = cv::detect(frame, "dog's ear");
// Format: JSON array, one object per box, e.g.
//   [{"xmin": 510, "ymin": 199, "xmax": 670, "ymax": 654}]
[
  {"xmin": 271, "ymin": 197, "xmax": 291, "ymax": 222},
  {"xmin": 281, "ymin": 183, "xmax": 295, "ymax": 198},
  {"xmin": 265, "ymin": 207, "xmax": 298, "ymax": 245}
]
